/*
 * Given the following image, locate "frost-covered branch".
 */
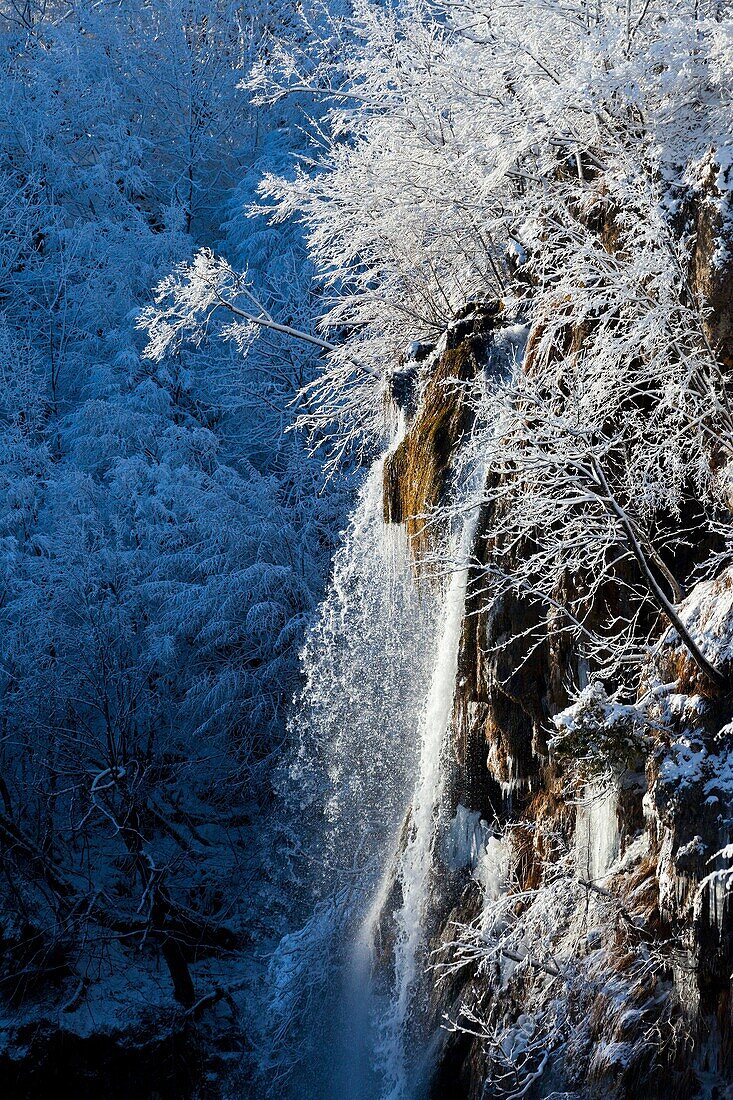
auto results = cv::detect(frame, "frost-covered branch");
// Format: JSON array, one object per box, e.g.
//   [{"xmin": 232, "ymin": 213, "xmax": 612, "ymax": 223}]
[{"xmin": 138, "ymin": 247, "xmax": 378, "ymax": 376}]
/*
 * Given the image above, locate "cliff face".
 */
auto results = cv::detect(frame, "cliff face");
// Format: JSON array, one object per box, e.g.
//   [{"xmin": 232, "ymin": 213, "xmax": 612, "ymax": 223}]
[
  {"xmin": 378, "ymin": 164, "xmax": 733, "ymax": 1099},
  {"xmin": 687, "ymin": 151, "xmax": 733, "ymax": 373},
  {"xmin": 383, "ymin": 302, "xmax": 500, "ymax": 567}
]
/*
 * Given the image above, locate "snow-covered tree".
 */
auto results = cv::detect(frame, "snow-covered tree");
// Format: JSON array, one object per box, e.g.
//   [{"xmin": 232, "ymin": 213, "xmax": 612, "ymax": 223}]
[
  {"xmin": 0, "ymin": 0, "xmax": 348, "ymax": 1039},
  {"xmin": 203, "ymin": 0, "xmax": 733, "ymax": 676}
]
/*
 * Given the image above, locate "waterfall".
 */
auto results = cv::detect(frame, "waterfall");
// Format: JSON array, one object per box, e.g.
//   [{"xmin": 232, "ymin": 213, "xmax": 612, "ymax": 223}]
[
  {"xmin": 268, "ymin": 431, "xmax": 484, "ymax": 1099},
  {"xmin": 269, "ymin": 452, "xmax": 443, "ymax": 1098},
  {"xmin": 375, "ymin": 555, "xmax": 468, "ymax": 1094},
  {"xmin": 374, "ymin": 484, "xmax": 482, "ymax": 1100}
]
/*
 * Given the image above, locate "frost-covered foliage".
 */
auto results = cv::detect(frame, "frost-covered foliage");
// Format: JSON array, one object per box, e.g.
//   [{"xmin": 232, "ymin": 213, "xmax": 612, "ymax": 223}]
[
  {"xmin": 298, "ymin": 0, "xmax": 733, "ymax": 677},
  {"xmin": 0, "ymin": 0, "xmax": 349, "ymax": 1063},
  {"xmin": 550, "ymin": 682, "xmax": 651, "ymax": 785},
  {"xmin": 246, "ymin": 0, "xmax": 732, "ymax": 428},
  {"xmin": 142, "ymin": 0, "xmax": 733, "ymax": 671},
  {"xmin": 437, "ymin": 838, "xmax": 687, "ymax": 1099}
]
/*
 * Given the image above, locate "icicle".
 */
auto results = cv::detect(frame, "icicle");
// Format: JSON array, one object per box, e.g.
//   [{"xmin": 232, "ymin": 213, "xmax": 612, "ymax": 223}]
[
  {"xmin": 445, "ymin": 805, "xmax": 491, "ymax": 872},
  {"xmin": 575, "ymin": 782, "xmax": 620, "ymax": 882}
]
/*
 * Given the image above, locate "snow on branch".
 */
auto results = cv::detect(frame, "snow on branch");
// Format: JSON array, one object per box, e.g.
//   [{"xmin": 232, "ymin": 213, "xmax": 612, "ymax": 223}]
[{"xmin": 138, "ymin": 247, "xmax": 377, "ymax": 374}]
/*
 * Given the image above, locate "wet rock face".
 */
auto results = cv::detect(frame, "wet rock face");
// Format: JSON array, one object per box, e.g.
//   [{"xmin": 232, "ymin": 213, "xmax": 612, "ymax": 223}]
[
  {"xmin": 686, "ymin": 152, "xmax": 733, "ymax": 371},
  {"xmin": 383, "ymin": 342, "xmax": 475, "ymax": 563},
  {"xmin": 383, "ymin": 301, "xmax": 503, "ymax": 565},
  {"xmin": 453, "ymin": 571, "xmax": 551, "ymax": 815},
  {"xmin": 378, "ymin": 160, "xmax": 733, "ymax": 1097}
]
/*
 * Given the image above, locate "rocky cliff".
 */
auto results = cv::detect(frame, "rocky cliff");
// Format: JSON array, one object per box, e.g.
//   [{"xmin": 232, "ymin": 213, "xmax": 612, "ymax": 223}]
[{"xmin": 377, "ymin": 159, "xmax": 733, "ymax": 1100}]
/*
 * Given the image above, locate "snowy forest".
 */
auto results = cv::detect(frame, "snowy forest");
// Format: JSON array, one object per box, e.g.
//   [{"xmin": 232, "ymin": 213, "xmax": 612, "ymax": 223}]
[{"xmin": 1, "ymin": 0, "xmax": 733, "ymax": 1097}]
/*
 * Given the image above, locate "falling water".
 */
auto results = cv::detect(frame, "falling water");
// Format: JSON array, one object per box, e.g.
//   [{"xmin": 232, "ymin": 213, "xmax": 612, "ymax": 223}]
[
  {"xmin": 375, "ymin": 479, "xmax": 483, "ymax": 1100},
  {"xmin": 270, "ymin": 422, "xmax": 487, "ymax": 1099},
  {"xmin": 288, "ymin": 456, "xmax": 438, "ymax": 882},
  {"xmin": 271, "ymin": 451, "xmax": 443, "ymax": 1098}
]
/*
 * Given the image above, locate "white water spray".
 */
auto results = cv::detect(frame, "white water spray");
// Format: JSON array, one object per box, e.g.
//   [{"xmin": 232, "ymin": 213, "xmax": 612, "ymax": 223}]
[
  {"xmin": 272, "ymin": 401, "xmax": 490, "ymax": 1098},
  {"xmin": 374, "ymin": 471, "xmax": 485, "ymax": 1100},
  {"xmin": 290, "ymin": 457, "xmax": 438, "ymax": 883},
  {"xmin": 273, "ymin": 452, "xmax": 444, "ymax": 1099}
]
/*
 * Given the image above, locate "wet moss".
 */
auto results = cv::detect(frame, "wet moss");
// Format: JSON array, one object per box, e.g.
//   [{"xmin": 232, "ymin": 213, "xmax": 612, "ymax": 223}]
[{"xmin": 383, "ymin": 342, "xmax": 478, "ymax": 566}]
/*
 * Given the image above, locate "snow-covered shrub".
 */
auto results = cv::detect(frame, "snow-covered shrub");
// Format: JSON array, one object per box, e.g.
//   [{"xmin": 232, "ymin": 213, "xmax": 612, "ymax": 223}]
[
  {"xmin": 0, "ymin": 0, "xmax": 349, "ymax": 1039},
  {"xmin": 550, "ymin": 682, "xmax": 651, "ymax": 785}
]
